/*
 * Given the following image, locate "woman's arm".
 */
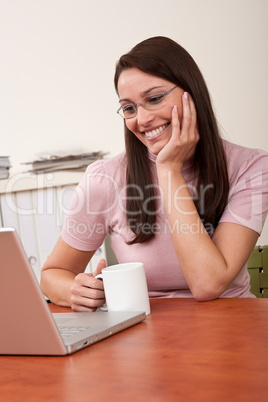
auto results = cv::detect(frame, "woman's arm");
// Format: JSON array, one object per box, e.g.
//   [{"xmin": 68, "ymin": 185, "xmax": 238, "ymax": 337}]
[
  {"xmin": 158, "ymin": 164, "xmax": 258, "ymax": 300},
  {"xmin": 156, "ymin": 93, "xmax": 259, "ymax": 301},
  {"xmin": 40, "ymin": 236, "xmax": 105, "ymax": 311}
]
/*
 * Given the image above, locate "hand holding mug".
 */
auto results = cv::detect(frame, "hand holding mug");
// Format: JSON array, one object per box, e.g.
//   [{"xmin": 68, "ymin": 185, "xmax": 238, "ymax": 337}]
[
  {"xmin": 70, "ymin": 259, "xmax": 106, "ymax": 312},
  {"xmin": 96, "ymin": 262, "xmax": 151, "ymax": 315}
]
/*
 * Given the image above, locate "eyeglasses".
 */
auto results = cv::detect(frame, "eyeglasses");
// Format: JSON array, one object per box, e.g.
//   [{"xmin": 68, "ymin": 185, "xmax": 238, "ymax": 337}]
[{"xmin": 117, "ymin": 85, "xmax": 178, "ymax": 119}]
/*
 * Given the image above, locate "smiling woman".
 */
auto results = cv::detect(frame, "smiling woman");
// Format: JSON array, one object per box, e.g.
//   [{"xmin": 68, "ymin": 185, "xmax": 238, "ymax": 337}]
[
  {"xmin": 114, "ymin": 37, "xmax": 228, "ymax": 244},
  {"xmin": 41, "ymin": 36, "xmax": 268, "ymax": 308}
]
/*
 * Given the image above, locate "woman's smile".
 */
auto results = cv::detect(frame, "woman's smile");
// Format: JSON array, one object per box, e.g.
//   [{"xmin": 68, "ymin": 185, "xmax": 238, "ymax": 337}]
[{"xmin": 144, "ymin": 123, "xmax": 170, "ymax": 140}]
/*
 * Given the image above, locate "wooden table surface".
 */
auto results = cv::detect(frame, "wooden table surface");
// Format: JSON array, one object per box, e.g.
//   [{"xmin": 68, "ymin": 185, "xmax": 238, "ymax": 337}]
[{"xmin": 1, "ymin": 298, "xmax": 268, "ymax": 402}]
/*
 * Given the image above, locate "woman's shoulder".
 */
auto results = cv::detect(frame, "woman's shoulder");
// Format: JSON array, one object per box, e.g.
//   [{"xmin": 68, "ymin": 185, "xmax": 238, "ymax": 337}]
[
  {"xmin": 75, "ymin": 152, "xmax": 127, "ymax": 202},
  {"xmin": 222, "ymin": 139, "xmax": 268, "ymax": 178},
  {"xmin": 85, "ymin": 152, "xmax": 127, "ymax": 175},
  {"xmin": 80, "ymin": 152, "xmax": 127, "ymax": 191},
  {"xmin": 223, "ymin": 138, "xmax": 267, "ymax": 158}
]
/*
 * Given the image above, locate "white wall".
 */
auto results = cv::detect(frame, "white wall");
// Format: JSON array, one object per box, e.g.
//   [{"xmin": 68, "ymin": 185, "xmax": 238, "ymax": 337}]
[{"xmin": 0, "ymin": 0, "xmax": 267, "ymax": 243}]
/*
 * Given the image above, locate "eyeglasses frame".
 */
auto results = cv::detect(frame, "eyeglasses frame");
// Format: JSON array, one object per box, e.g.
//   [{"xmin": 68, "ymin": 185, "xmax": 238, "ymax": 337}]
[{"xmin": 117, "ymin": 85, "xmax": 178, "ymax": 119}]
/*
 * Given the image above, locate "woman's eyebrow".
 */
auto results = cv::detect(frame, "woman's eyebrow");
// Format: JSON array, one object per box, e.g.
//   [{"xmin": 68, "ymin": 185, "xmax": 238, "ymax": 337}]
[
  {"xmin": 119, "ymin": 86, "xmax": 165, "ymax": 103},
  {"xmin": 140, "ymin": 86, "xmax": 165, "ymax": 97}
]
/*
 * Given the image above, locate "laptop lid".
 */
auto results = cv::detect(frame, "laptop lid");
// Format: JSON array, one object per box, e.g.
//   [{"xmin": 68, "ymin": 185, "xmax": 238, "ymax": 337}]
[{"xmin": 0, "ymin": 228, "xmax": 146, "ymax": 355}]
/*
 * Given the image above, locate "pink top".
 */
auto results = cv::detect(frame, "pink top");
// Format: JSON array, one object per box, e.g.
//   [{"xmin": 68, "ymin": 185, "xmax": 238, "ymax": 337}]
[{"xmin": 62, "ymin": 140, "xmax": 268, "ymax": 298}]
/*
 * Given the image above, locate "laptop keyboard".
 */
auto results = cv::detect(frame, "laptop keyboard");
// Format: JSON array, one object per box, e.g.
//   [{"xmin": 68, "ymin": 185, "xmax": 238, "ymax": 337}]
[{"xmin": 59, "ymin": 327, "xmax": 90, "ymax": 339}]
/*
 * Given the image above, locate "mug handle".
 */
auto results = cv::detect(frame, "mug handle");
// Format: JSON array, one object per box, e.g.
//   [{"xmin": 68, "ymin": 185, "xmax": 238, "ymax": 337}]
[{"xmin": 95, "ymin": 273, "xmax": 108, "ymax": 312}]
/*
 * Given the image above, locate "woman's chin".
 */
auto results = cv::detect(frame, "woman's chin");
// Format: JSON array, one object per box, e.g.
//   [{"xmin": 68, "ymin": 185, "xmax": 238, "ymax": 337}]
[{"xmin": 146, "ymin": 137, "xmax": 170, "ymax": 155}]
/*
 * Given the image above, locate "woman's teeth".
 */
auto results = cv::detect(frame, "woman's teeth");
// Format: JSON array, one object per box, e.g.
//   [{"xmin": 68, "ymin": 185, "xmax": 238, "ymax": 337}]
[{"xmin": 145, "ymin": 123, "xmax": 169, "ymax": 139}]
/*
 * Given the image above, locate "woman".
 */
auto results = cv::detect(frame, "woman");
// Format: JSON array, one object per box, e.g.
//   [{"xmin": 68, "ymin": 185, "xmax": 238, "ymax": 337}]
[{"xmin": 41, "ymin": 36, "xmax": 268, "ymax": 309}]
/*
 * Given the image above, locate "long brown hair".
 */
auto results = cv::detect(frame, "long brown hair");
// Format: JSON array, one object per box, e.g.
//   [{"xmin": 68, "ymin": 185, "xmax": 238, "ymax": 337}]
[{"xmin": 114, "ymin": 36, "xmax": 229, "ymax": 244}]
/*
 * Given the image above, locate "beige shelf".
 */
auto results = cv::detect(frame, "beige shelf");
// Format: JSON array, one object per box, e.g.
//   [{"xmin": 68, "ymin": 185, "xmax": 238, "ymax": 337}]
[{"xmin": 0, "ymin": 170, "xmax": 84, "ymax": 194}]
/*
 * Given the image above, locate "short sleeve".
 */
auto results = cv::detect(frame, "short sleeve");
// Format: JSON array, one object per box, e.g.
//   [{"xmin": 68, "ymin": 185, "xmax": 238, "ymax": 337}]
[
  {"xmin": 61, "ymin": 160, "xmax": 117, "ymax": 251},
  {"xmin": 220, "ymin": 151, "xmax": 268, "ymax": 235}
]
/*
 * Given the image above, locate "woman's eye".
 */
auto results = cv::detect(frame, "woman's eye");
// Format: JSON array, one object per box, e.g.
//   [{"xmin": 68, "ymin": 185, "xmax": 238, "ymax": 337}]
[
  {"xmin": 123, "ymin": 104, "xmax": 136, "ymax": 113},
  {"xmin": 148, "ymin": 94, "xmax": 165, "ymax": 104}
]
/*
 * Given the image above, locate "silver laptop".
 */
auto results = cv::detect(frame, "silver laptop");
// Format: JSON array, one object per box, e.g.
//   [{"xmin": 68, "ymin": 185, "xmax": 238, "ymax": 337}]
[{"xmin": 0, "ymin": 228, "xmax": 146, "ymax": 355}]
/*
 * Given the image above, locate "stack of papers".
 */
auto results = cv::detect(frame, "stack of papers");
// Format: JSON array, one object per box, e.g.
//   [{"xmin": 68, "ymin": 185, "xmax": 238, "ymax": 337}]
[
  {"xmin": 0, "ymin": 156, "xmax": 11, "ymax": 179},
  {"xmin": 22, "ymin": 151, "xmax": 107, "ymax": 173}
]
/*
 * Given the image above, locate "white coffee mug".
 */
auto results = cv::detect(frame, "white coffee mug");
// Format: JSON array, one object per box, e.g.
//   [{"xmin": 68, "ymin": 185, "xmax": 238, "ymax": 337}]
[{"xmin": 96, "ymin": 262, "xmax": 151, "ymax": 315}]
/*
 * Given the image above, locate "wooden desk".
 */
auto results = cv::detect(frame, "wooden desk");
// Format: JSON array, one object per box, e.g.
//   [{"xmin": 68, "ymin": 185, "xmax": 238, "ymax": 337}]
[{"xmin": 1, "ymin": 298, "xmax": 268, "ymax": 402}]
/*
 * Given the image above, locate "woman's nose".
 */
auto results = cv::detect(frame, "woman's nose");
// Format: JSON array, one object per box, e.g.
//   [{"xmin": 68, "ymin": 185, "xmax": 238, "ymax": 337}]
[{"xmin": 136, "ymin": 105, "xmax": 154, "ymax": 126}]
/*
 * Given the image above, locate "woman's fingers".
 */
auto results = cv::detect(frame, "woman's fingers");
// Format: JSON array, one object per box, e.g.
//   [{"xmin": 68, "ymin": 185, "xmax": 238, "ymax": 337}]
[
  {"xmin": 70, "ymin": 272, "xmax": 105, "ymax": 311},
  {"xmin": 171, "ymin": 105, "xmax": 180, "ymax": 138},
  {"xmin": 92, "ymin": 258, "xmax": 107, "ymax": 277}
]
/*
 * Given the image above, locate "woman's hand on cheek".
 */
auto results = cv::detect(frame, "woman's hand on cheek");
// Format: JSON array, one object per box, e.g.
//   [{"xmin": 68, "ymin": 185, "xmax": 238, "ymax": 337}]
[{"xmin": 156, "ymin": 92, "xmax": 199, "ymax": 172}]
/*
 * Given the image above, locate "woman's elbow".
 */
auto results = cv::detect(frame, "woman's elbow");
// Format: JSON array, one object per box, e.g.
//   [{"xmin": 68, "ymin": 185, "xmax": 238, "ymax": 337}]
[{"xmin": 191, "ymin": 284, "xmax": 225, "ymax": 302}]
